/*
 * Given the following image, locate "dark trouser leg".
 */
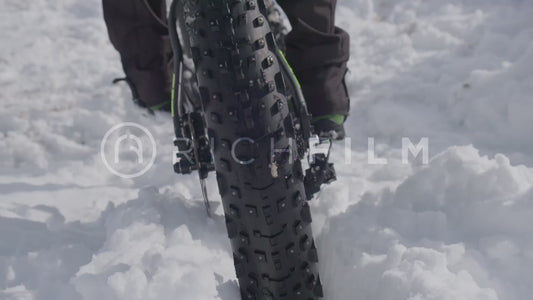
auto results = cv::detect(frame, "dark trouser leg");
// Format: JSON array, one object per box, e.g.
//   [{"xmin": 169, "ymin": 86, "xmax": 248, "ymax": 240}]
[
  {"xmin": 277, "ymin": 0, "xmax": 350, "ymax": 118},
  {"xmin": 102, "ymin": 0, "xmax": 171, "ymax": 108}
]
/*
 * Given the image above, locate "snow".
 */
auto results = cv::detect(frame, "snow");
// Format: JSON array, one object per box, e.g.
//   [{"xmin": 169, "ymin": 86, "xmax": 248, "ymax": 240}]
[{"xmin": 1, "ymin": 0, "xmax": 533, "ymax": 299}]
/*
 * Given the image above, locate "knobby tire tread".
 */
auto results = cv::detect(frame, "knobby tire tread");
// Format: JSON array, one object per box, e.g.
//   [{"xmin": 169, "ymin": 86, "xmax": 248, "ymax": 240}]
[{"xmin": 182, "ymin": 1, "xmax": 323, "ymax": 299}]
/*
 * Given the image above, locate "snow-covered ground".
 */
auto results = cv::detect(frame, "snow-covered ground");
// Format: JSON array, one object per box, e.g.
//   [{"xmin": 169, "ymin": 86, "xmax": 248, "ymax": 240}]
[{"xmin": 1, "ymin": 0, "xmax": 533, "ymax": 299}]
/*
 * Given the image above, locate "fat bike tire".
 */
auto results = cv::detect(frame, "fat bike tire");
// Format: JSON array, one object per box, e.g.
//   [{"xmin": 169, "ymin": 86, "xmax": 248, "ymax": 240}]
[{"xmin": 181, "ymin": 0, "xmax": 323, "ymax": 299}]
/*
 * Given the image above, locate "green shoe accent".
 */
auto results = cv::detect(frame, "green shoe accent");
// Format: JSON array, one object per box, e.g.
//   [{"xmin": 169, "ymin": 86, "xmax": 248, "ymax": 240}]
[
  {"xmin": 312, "ymin": 114, "xmax": 345, "ymax": 125},
  {"xmin": 150, "ymin": 100, "xmax": 171, "ymax": 111}
]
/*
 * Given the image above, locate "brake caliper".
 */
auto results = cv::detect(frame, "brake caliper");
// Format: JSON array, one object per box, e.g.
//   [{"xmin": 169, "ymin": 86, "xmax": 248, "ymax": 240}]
[{"xmin": 304, "ymin": 135, "xmax": 337, "ymax": 200}]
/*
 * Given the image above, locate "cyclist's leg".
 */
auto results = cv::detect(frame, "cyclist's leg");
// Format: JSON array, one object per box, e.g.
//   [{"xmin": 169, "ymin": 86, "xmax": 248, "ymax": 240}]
[
  {"xmin": 277, "ymin": 0, "xmax": 350, "ymax": 120},
  {"xmin": 102, "ymin": 0, "xmax": 172, "ymax": 110}
]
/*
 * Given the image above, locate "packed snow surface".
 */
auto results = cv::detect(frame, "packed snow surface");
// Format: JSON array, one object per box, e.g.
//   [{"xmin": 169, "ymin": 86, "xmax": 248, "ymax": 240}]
[{"xmin": 1, "ymin": 0, "xmax": 533, "ymax": 299}]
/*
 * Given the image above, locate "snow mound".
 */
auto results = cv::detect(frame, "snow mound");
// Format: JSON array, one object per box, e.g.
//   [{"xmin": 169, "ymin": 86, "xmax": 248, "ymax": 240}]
[
  {"xmin": 0, "ymin": 188, "xmax": 237, "ymax": 300},
  {"xmin": 73, "ymin": 188, "xmax": 236, "ymax": 300},
  {"xmin": 320, "ymin": 145, "xmax": 533, "ymax": 300}
]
